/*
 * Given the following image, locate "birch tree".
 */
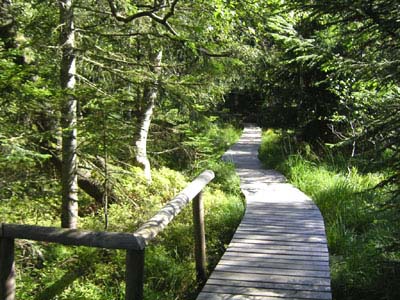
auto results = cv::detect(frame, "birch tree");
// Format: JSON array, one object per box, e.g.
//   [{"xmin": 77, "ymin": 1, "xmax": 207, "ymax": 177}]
[
  {"xmin": 59, "ymin": 0, "xmax": 78, "ymax": 228},
  {"xmin": 135, "ymin": 49, "xmax": 162, "ymax": 182},
  {"xmin": 105, "ymin": 0, "xmax": 178, "ymax": 181}
]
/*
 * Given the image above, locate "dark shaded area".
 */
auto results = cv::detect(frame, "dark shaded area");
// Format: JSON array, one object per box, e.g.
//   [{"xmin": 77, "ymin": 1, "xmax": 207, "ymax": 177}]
[{"xmin": 224, "ymin": 90, "xmax": 263, "ymax": 124}]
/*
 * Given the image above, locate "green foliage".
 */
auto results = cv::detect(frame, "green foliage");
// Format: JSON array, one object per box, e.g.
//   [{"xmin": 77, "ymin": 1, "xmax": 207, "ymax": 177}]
[
  {"xmin": 3, "ymin": 118, "xmax": 243, "ymax": 300},
  {"xmin": 148, "ymin": 116, "xmax": 242, "ymax": 171},
  {"xmin": 259, "ymin": 129, "xmax": 293, "ymax": 169},
  {"xmin": 259, "ymin": 129, "xmax": 400, "ymax": 300},
  {"xmin": 182, "ymin": 121, "xmax": 242, "ymax": 168},
  {"xmin": 205, "ymin": 160, "xmax": 242, "ymax": 195},
  {"xmin": 204, "ymin": 188, "xmax": 244, "ymax": 266},
  {"xmin": 5, "ymin": 0, "xmax": 399, "ymax": 299},
  {"xmin": 144, "ymin": 245, "xmax": 196, "ymax": 300}
]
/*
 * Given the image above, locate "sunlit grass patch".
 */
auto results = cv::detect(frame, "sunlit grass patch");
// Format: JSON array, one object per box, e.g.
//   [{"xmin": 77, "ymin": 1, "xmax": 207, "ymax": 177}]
[{"xmin": 259, "ymin": 128, "xmax": 399, "ymax": 300}]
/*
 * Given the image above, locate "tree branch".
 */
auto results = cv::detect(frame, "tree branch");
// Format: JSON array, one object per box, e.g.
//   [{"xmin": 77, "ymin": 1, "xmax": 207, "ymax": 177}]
[
  {"xmin": 107, "ymin": 0, "xmax": 157, "ymax": 22},
  {"xmin": 106, "ymin": 0, "xmax": 179, "ymax": 36}
]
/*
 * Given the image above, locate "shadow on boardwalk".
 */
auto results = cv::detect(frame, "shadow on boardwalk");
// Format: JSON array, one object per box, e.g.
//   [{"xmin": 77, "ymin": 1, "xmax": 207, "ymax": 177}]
[{"xmin": 197, "ymin": 125, "xmax": 332, "ymax": 300}]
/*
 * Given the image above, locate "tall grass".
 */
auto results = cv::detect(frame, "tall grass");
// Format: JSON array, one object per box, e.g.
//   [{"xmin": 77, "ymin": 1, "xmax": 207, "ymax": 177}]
[{"xmin": 259, "ymin": 129, "xmax": 400, "ymax": 300}]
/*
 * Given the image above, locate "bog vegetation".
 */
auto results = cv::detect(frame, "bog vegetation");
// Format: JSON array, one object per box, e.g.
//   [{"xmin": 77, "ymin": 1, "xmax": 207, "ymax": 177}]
[
  {"xmin": 0, "ymin": 0, "xmax": 399, "ymax": 299},
  {"xmin": 259, "ymin": 130, "xmax": 399, "ymax": 300}
]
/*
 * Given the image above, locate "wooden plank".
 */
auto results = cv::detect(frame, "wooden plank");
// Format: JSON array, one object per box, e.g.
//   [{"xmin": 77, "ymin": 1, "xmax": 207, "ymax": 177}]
[
  {"xmin": 246, "ymin": 212, "xmax": 321, "ymax": 221},
  {"xmin": 224, "ymin": 249, "xmax": 328, "ymax": 259},
  {"xmin": 232, "ymin": 233, "xmax": 327, "ymax": 243},
  {"xmin": 206, "ymin": 279, "xmax": 331, "ymax": 293},
  {"xmin": 197, "ymin": 292, "xmax": 308, "ymax": 300},
  {"xmin": 213, "ymin": 265, "xmax": 331, "ymax": 278},
  {"xmin": 237, "ymin": 225, "xmax": 326, "ymax": 233},
  {"xmin": 246, "ymin": 201, "xmax": 316, "ymax": 207},
  {"xmin": 229, "ymin": 239, "xmax": 328, "ymax": 248},
  {"xmin": 240, "ymin": 223, "xmax": 326, "ymax": 232},
  {"xmin": 218, "ymin": 261, "xmax": 329, "ymax": 272},
  {"xmin": 241, "ymin": 222, "xmax": 326, "ymax": 229},
  {"xmin": 242, "ymin": 219, "xmax": 326, "ymax": 229},
  {"xmin": 243, "ymin": 210, "xmax": 322, "ymax": 216},
  {"xmin": 245, "ymin": 209, "xmax": 319, "ymax": 215},
  {"xmin": 226, "ymin": 246, "xmax": 328, "ymax": 257},
  {"xmin": 240, "ymin": 221, "xmax": 325, "ymax": 235},
  {"xmin": 243, "ymin": 217, "xmax": 324, "ymax": 224},
  {"xmin": 239, "ymin": 229, "xmax": 327, "ymax": 238},
  {"xmin": 246, "ymin": 204, "xmax": 319, "ymax": 209},
  {"xmin": 234, "ymin": 232, "xmax": 326, "ymax": 239},
  {"xmin": 209, "ymin": 271, "xmax": 331, "ymax": 286},
  {"xmin": 236, "ymin": 227, "xmax": 326, "ymax": 236},
  {"xmin": 244, "ymin": 214, "xmax": 324, "ymax": 222},
  {"xmin": 223, "ymin": 251, "xmax": 329, "ymax": 262},
  {"xmin": 229, "ymin": 240, "xmax": 328, "ymax": 250},
  {"xmin": 218, "ymin": 257, "xmax": 330, "ymax": 267},
  {"xmin": 241, "ymin": 218, "xmax": 325, "ymax": 226},
  {"xmin": 202, "ymin": 284, "xmax": 332, "ymax": 299}
]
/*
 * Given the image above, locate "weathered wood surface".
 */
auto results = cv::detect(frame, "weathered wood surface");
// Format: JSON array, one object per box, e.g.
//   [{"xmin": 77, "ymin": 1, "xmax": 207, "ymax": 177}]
[
  {"xmin": 197, "ymin": 125, "xmax": 331, "ymax": 300},
  {"xmin": 125, "ymin": 250, "xmax": 145, "ymax": 300},
  {"xmin": 0, "ymin": 238, "xmax": 15, "ymax": 300},
  {"xmin": 134, "ymin": 170, "xmax": 214, "ymax": 244},
  {"xmin": 193, "ymin": 191, "xmax": 207, "ymax": 282},
  {"xmin": 1, "ymin": 223, "xmax": 144, "ymax": 250}
]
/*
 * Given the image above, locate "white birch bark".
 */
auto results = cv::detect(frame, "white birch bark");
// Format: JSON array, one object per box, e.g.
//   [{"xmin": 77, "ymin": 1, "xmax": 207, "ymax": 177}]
[
  {"xmin": 135, "ymin": 50, "xmax": 163, "ymax": 182},
  {"xmin": 60, "ymin": 0, "xmax": 78, "ymax": 228}
]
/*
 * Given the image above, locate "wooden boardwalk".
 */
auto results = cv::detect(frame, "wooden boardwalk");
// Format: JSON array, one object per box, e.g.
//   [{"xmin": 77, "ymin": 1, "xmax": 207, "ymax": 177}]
[{"xmin": 197, "ymin": 125, "xmax": 332, "ymax": 300}]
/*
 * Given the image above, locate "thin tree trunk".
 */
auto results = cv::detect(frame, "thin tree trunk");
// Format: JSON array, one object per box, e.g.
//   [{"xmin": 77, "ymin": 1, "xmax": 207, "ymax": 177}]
[
  {"xmin": 60, "ymin": 0, "xmax": 78, "ymax": 228},
  {"xmin": 0, "ymin": 0, "xmax": 15, "ymax": 48},
  {"xmin": 0, "ymin": 0, "xmax": 24, "ymax": 65},
  {"xmin": 135, "ymin": 50, "xmax": 162, "ymax": 182}
]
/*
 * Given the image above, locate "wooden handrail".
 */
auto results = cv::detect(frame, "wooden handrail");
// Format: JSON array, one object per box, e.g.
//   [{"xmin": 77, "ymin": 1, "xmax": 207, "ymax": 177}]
[
  {"xmin": 134, "ymin": 170, "xmax": 214, "ymax": 244},
  {"xmin": 0, "ymin": 224, "xmax": 144, "ymax": 250},
  {"xmin": 0, "ymin": 170, "xmax": 215, "ymax": 300}
]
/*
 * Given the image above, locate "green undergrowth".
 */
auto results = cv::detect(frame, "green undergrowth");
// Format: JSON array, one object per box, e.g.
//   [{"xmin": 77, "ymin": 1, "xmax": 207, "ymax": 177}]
[
  {"xmin": 0, "ymin": 124, "xmax": 244, "ymax": 300},
  {"xmin": 259, "ymin": 129, "xmax": 400, "ymax": 300}
]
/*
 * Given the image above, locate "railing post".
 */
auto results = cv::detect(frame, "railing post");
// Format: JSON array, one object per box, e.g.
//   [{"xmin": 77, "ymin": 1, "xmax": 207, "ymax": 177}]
[
  {"xmin": 0, "ymin": 238, "xmax": 15, "ymax": 300},
  {"xmin": 125, "ymin": 249, "xmax": 145, "ymax": 300},
  {"xmin": 192, "ymin": 191, "xmax": 207, "ymax": 283}
]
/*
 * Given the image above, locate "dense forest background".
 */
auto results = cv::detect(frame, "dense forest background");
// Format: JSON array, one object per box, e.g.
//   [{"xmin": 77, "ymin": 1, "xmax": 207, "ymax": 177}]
[{"xmin": 1, "ymin": 0, "xmax": 399, "ymax": 299}]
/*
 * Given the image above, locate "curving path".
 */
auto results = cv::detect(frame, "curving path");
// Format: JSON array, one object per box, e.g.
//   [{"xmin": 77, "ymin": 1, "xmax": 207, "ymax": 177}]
[{"xmin": 196, "ymin": 125, "xmax": 332, "ymax": 300}]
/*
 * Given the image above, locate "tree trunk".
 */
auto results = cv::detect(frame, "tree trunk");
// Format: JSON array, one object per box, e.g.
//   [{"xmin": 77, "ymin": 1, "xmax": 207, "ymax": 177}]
[
  {"xmin": 135, "ymin": 50, "xmax": 162, "ymax": 183},
  {"xmin": 0, "ymin": 0, "xmax": 24, "ymax": 65},
  {"xmin": 0, "ymin": 0, "xmax": 15, "ymax": 48},
  {"xmin": 40, "ymin": 147, "xmax": 120, "ymax": 206},
  {"xmin": 60, "ymin": 0, "xmax": 78, "ymax": 228}
]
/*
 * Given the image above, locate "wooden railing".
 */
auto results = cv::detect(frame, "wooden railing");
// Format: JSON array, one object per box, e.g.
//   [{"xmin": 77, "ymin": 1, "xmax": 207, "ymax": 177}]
[{"xmin": 0, "ymin": 170, "xmax": 215, "ymax": 300}]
